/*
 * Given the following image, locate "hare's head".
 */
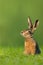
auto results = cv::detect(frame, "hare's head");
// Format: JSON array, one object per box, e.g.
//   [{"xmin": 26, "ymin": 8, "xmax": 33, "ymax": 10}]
[{"xmin": 20, "ymin": 16, "xmax": 39, "ymax": 38}]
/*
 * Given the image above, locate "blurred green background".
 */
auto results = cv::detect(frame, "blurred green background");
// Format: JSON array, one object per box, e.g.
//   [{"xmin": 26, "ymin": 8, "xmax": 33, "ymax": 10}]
[{"xmin": 0, "ymin": 0, "xmax": 43, "ymax": 47}]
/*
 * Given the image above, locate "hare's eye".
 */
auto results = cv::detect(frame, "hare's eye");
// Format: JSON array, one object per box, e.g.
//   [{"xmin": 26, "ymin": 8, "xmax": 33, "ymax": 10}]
[
  {"xmin": 29, "ymin": 31, "xmax": 32, "ymax": 34},
  {"xmin": 29, "ymin": 31, "xmax": 33, "ymax": 34}
]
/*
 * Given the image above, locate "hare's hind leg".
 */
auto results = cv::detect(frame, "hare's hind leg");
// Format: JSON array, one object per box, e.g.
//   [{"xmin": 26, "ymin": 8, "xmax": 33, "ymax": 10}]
[
  {"xmin": 31, "ymin": 49, "xmax": 36, "ymax": 55},
  {"xmin": 31, "ymin": 45, "xmax": 36, "ymax": 55}
]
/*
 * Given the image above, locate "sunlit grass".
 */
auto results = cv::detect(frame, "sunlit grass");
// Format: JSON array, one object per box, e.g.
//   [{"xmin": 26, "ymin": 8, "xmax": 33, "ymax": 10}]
[{"xmin": 0, "ymin": 47, "xmax": 43, "ymax": 65}]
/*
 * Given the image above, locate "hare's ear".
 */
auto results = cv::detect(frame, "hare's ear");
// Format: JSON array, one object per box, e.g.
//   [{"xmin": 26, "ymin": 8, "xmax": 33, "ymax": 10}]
[
  {"xmin": 33, "ymin": 19, "xmax": 39, "ymax": 31},
  {"xmin": 28, "ymin": 16, "xmax": 33, "ymax": 29}
]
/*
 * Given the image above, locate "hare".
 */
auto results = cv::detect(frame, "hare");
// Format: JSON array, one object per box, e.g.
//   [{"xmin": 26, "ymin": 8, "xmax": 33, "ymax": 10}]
[{"xmin": 20, "ymin": 16, "xmax": 41, "ymax": 55}]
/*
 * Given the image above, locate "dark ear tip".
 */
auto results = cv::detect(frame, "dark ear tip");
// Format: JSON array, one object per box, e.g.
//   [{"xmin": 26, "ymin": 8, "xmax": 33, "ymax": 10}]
[
  {"xmin": 28, "ymin": 16, "xmax": 30, "ymax": 18},
  {"xmin": 36, "ymin": 19, "xmax": 39, "ymax": 22}
]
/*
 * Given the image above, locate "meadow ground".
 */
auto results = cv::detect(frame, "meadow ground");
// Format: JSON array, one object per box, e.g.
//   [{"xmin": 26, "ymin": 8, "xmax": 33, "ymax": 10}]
[{"xmin": 0, "ymin": 46, "xmax": 43, "ymax": 65}]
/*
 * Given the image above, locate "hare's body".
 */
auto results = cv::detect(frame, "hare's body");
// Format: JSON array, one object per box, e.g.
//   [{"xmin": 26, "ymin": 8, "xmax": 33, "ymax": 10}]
[
  {"xmin": 20, "ymin": 16, "xmax": 41, "ymax": 55},
  {"xmin": 24, "ymin": 38, "xmax": 36, "ymax": 55}
]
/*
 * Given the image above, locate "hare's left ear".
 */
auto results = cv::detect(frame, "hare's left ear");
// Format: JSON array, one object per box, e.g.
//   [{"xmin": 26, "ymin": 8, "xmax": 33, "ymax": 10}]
[
  {"xmin": 33, "ymin": 19, "xmax": 39, "ymax": 30},
  {"xmin": 32, "ymin": 19, "xmax": 39, "ymax": 32}
]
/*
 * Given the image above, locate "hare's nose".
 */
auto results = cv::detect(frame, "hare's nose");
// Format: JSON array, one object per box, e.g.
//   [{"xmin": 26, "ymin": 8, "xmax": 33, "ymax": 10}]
[{"xmin": 20, "ymin": 31, "xmax": 23, "ymax": 35}]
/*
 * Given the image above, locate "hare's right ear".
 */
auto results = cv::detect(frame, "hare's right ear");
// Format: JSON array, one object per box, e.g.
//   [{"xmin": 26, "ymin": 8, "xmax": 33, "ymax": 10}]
[
  {"xmin": 33, "ymin": 19, "xmax": 39, "ymax": 31},
  {"xmin": 28, "ymin": 16, "xmax": 33, "ymax": 29}
]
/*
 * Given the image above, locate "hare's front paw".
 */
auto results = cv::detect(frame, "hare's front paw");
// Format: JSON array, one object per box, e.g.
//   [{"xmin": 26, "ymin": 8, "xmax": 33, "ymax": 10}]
[{"xmin": 23, "ymin": 51, "xmax": 28, "ymax": 55}]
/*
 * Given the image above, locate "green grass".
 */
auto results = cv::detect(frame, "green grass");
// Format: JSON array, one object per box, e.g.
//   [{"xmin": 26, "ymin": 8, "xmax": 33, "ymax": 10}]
[{"xmin": 0, "ymin": 47, "xmax": 43, "ymax": 65}]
